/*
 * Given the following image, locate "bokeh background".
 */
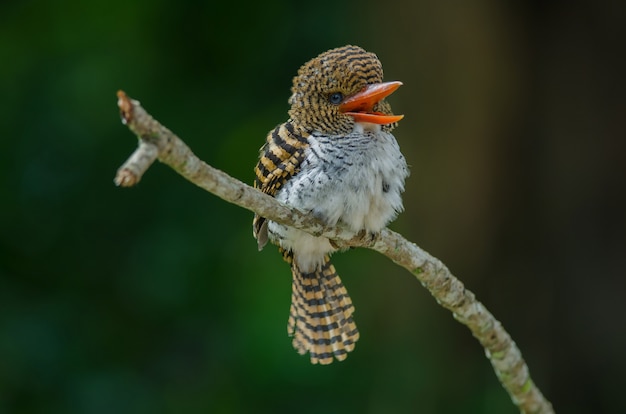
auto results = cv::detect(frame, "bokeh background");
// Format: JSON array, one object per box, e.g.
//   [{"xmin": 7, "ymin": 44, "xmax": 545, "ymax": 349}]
[{"xmin": 1, "ymin": 0, "xmax": 624, "ymax": 413}]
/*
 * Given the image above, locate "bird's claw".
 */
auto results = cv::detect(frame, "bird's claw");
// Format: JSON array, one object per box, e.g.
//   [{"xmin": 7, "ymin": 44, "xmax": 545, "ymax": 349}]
[{"xmin": 356, "ymin": 229, "xmax": 380, "ymax": 246}]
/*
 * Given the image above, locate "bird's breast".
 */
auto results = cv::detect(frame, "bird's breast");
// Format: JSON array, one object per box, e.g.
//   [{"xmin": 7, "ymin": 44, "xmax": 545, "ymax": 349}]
[{"xmin": 276, "ymin": 130, "xmax": 408, "ymax": 233}]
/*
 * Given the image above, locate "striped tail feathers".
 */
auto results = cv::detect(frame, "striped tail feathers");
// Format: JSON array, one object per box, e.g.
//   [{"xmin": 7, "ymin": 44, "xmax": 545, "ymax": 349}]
[{"xmin": 287, "ymin": 255, "xmax": 360, "ymax": 364}]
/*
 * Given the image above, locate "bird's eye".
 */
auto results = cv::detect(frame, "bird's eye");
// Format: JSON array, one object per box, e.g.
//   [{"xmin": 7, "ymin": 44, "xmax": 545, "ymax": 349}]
[{"xmin": 328, "ymin": 92, "xmax": 343, "ymax": 105}]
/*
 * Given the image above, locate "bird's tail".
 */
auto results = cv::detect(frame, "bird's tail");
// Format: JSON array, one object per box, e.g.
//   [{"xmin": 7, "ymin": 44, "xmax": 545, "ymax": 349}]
[{"xmin": 286, "ymin": 254, "xmax": 359, "ymax": 364}]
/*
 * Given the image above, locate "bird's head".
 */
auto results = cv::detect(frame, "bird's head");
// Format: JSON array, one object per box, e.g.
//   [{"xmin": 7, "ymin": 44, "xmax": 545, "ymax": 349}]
[{"xmin": 288, "ymin": 45, "xmax": 403, "ymax": 135}]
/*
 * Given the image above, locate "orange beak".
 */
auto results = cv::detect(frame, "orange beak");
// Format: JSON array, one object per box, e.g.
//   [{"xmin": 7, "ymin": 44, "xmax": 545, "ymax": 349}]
[{"xmin": 339, "ymin": 81, "xmax": 404, "ymax": 125}]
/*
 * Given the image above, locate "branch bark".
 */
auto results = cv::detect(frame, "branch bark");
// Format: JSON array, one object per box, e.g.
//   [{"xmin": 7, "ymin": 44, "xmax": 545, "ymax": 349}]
[{"xmin": 114, "ymin": 90, "xmax": 554, "ymax": 414}]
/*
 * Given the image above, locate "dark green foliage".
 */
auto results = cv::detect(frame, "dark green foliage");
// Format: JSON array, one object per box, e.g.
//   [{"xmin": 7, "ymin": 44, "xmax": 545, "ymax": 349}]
[{"xmin": 1, "ymin": 1, "xmax": 625, "ymax": 413}]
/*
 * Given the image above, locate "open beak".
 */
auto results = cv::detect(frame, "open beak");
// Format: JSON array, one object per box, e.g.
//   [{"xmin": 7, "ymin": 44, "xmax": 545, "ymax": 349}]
[{"xmin": 339, "ymin": 81, "xmax": 404, "ymax": 125}]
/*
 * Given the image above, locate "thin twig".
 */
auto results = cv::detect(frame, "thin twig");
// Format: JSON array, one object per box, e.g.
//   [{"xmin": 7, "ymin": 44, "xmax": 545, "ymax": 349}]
[{"xmin": 114, "ymin": 91, "xmax": 554, "ymax": 414}]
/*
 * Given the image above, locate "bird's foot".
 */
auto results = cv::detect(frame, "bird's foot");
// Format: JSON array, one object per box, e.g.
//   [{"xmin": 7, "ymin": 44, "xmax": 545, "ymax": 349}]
[
  {"xmin": 356, "ymin": 229, "xmax": 380, "ymax": 247},
  {"xmin": 329, "ymin": 239, "xmax": 342, "ymax": 249}
]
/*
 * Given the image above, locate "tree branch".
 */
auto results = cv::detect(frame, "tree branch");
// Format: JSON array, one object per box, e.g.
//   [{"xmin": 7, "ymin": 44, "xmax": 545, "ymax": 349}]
[{"xmin": 114, "ymin": 90, "xmax": 554, "ymax": 414}]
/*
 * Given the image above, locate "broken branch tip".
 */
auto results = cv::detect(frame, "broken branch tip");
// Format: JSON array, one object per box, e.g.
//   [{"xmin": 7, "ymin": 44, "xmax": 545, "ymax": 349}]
[
  {"xmin": 114, "ymin": 168, "xmax": 140, "ymax": 187},
  {"xmin": 117, "ymin": 90, "xmax": 133, "ymax": 125}
]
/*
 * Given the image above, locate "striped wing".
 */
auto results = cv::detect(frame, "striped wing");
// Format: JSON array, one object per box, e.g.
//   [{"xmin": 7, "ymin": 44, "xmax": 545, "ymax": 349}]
[{"xmin": 253, "ymin": 121, "xmax": 308, "ymax": 249}]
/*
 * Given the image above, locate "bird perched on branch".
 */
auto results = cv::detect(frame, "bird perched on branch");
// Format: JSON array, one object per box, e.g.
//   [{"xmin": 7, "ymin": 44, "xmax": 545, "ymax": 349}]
[{"xmin": 253, "ymin": 45, "xmax": 409, "ymax": 364}]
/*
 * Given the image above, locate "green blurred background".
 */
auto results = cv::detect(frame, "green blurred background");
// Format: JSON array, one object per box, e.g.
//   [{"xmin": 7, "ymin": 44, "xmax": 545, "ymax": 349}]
[{"xmin": 1, "ymin": 0, "xmax": 625, "ymax": 413}]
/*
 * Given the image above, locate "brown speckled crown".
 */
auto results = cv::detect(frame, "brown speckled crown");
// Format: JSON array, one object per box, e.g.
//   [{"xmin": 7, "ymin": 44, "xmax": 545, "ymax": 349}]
[{"xmin": 288, "ymin": 45, "xmax": 397, "ymax": 135}]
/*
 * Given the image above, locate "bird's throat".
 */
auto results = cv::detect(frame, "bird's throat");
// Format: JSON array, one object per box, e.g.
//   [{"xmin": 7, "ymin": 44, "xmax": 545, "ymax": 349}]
[{"xmin": 353, "ymin": 121, "xmax": 382, "ymax": 134}]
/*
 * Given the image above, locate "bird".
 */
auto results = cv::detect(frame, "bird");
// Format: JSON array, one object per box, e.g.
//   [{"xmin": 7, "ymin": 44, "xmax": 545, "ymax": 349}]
[{"xmin": 253, "ymin": 45, "xmax": 409, "ymax": 364}]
